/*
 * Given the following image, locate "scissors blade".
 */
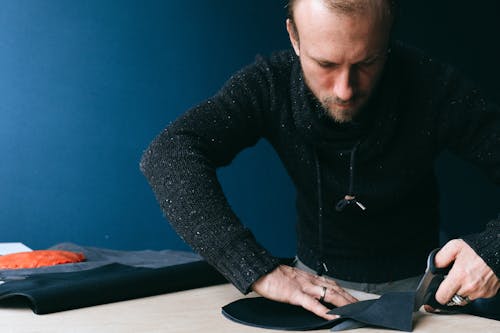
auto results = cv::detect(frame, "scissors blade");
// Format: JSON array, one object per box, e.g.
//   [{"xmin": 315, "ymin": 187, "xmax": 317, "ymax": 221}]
[
  {"xmin": 414, "ymin": 270, "xmax": 435, "ymax": 311},
  {"xmin": 413, "ymin": 248, "xmax": 442, "ymax": 311}
]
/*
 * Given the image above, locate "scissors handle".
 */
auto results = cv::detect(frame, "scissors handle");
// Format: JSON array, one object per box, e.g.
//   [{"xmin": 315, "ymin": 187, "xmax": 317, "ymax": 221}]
[
  {"xmin": 425, "ymin": 248, "xmax": 465, "ymax": 312},
  {"xmin": 427, "ymin": 248, "xmax": 451, "ymax": 276}
]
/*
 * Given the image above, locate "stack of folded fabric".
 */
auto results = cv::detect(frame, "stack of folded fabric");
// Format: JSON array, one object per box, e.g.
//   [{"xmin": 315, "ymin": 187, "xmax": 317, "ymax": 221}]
[{"xmin": 0, "ymin": 243, "xmax": 227, "ymax": 314}]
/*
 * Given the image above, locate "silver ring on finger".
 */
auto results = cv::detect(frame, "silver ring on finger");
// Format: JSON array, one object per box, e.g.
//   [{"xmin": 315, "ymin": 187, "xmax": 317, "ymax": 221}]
[
  {"xmin": 447, "ymin": 294, "xmax": 471, "ymax": 306},
  {"xmin": 319, "ymin": 286, "xmax": 327, "ymax": 302}
]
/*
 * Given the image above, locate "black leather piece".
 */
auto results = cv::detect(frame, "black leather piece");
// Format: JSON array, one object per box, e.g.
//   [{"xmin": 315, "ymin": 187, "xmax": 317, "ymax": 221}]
[
  {"xmin": 222, "ymin": 297, "xmax": 339, "ymax": 331},
  {"xmin": 328, "ymin": 292, "xmax": 415, "ymax": 332},
  {"xmin": 221, "ymin": 294, "xmax": 415, "ymax": 332},
  {"xmin": 329, "ymin": 319, "xmax": 368, "ymax": 331},
  {"xmin": 222, "ymin": 291, "xmax": 500, "ymax": 332},
  {"xmin": 0, "ymin": 261, "xmax": 227, "ymax": 314},
  {"xmin": 221, "ymin": 293, "xmax": 415, "ymax": 331}
]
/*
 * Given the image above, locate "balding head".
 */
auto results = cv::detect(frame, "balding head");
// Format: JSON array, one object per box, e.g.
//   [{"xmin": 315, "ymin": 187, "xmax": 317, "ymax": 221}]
[{"xmin": 287, "ymin": 0, "xmax": 397, "ymax": 41}]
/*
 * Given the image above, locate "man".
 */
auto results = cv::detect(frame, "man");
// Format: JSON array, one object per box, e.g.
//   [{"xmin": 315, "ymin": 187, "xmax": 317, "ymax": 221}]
[{"xmin": 140, "ymin": 0, "xmax": 499, "ymax": 320}]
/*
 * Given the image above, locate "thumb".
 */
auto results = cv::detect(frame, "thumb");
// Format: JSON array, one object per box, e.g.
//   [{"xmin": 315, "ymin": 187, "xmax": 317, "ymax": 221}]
[{"xmin": 434, "ymin": 240, "xmax": 461, "ymax": 269}]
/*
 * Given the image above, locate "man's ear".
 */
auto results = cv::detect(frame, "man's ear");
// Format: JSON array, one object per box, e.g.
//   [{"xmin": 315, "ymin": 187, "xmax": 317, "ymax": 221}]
[{"xmin": 286, "ymin": 18, "xmax": 300, "ymax": 56}]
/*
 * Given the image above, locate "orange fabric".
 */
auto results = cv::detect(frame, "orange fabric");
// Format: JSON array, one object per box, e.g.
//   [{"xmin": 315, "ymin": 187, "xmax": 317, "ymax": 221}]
[{"xmin": 0, "ymin": 250, "xmax": 85, "ymax": 269}]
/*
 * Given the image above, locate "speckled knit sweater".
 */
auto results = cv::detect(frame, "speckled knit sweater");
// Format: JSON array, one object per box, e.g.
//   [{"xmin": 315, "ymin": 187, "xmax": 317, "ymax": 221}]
[{"xmin": 140, "ymin": 42, "xmax": 500, "ymax": 294}]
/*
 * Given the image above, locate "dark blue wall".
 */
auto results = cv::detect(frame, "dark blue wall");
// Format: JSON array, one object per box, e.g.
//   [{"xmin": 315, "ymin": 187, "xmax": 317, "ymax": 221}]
[
  {"xmin": 0, "ymin": 1, "xmax": 498, "ymax": 255},
  {"xmin": 0, "ymin": 0, "xmax": 293, "ymax": 253}
]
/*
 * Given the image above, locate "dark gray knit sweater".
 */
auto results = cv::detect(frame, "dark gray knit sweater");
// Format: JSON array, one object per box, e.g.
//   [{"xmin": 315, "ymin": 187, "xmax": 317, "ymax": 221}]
[{"xmin": 140, "ymin": 42, "xmax": 500, "ymax": 294}]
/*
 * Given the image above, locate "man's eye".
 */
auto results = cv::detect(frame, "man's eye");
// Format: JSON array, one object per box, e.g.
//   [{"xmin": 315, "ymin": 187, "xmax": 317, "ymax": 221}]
[
  {"xmin": 359, "ymin": 58, "xmax": 378, "ymax": 67},
  {"xmin": 318, "ymin": 62, "xmax": 337, "ymax": 69}
]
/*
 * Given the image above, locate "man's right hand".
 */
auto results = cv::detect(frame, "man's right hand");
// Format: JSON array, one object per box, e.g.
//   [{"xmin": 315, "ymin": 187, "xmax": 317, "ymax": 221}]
[{"xmin": 251, "ymin": 265, "xmax": 358, "ymax": 320}]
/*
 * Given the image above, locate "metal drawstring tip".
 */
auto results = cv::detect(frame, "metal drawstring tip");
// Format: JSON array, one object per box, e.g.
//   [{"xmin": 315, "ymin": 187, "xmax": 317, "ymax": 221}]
[
  {"xmin": 355, "ymin": 200, "xmax": 366, "ymax": 210},
  {"xmin": 317, "ymin": 262, "xmax": 329, "ymax": 276}
]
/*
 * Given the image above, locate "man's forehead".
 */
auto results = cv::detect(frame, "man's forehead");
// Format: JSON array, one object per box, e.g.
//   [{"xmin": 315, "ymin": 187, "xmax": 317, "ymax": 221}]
[
  {"xmin": 304, "ymin": 40, "xmax": 386, "ymax": 65},
  {"xmin": 293, "ymin": 0, "xmax": 392, "ymax": 64},
  {"xmin": 292, "ymin": 0, "xmax": 393, "ymax": 20},
  {"xmin": 293, "ymin": 0, "xmax": 392, "ymax": 47}
]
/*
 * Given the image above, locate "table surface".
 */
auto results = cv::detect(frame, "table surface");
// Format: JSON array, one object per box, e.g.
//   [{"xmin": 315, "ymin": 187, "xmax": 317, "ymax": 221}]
[{"xmin": 0, "ymin": 283, "xmax": 499, "ymax": 333}]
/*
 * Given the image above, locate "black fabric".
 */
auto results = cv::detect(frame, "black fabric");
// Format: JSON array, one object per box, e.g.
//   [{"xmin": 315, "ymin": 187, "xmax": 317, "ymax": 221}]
[
  {"xmin": 222, "ymin": 297, "xmax": 338, "ymax": 331},
  {"xmin": 328, "ymin": 292, "xmax": 415, "ymax": 332},
  {"xmin": 0, "ymin": 260, "xmax": 227, "ymax": 314},
  {"xmin": 222, "ymin": 292, "xmax": 500, "ymax": 332},
  {"xmin": 221, "ymin": 293, "xmax": 415, "ymax": 332},
  {"xmin": 329, "ymin": 319, "xmax": 368, "ymax": 331}
]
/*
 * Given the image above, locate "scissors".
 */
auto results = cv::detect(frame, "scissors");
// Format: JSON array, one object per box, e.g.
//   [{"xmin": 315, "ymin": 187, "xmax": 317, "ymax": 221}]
[{"xmin": 413, "ymin": 248, "xmax": 459, "ymax": 312}]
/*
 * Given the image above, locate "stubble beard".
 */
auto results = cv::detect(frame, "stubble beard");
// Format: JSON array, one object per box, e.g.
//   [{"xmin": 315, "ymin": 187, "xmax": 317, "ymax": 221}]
[
  {"xmin": 303, "ymin": 73, "xmax": 365, "ymax": 124},
  {"xmin": 321, "ymin": 95, "xmax": 361, "ymax": 124}
]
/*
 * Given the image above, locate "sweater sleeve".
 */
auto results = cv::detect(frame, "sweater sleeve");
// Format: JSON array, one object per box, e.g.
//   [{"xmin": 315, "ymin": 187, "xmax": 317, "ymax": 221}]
[
  {"xmin": 461, "ymin": 216, "xmax": 500, "ymax": 278},
  {"xmin": 140, "ymin": 56, "xmax": 283, "ymax": 294},
  {"xmin": 435, "ymin": 65, "xmax": 500, "ymax": 277}
]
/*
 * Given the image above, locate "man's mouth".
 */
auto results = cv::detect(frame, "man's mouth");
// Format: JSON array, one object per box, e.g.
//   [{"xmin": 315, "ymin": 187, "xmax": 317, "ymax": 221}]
[
  {"xmin": 333, "ymin": 102, "xmax": 354, "ymax": 109},
  {"xmin": 324, "ymin": 96, "xmax": 357, "ymax": 109}
]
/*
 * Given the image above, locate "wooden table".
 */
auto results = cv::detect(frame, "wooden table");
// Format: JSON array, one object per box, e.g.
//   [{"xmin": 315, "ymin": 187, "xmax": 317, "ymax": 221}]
[{"xmin": 0, "ymin": 283, "xmax": 498, "ymax": 332}]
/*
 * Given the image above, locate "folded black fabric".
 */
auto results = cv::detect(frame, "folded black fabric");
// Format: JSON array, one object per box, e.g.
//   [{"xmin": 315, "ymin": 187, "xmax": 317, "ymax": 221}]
[
  {"xmin": 328, "ymin": 291, "xmax": 415, "ymax": 332},
  {"xmin": 0, "ymin": 260, "xmax": 227, "ymax": 314},
  {"xmin": 0, "ymin": 243, "xmax": 203, "ymax": 280}
]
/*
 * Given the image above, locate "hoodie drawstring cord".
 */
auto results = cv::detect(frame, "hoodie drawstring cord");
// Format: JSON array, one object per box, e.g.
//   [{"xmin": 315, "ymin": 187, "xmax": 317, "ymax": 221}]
[
  {"xmin": 313, "ymin": 142, "xmax": 366, "ymax": 276},
  {"xmin": 335, "ymin": 142, "xmax": 366, "ymax": 212},
  {"xmin": 314, "ymin": 148, "xmax": 328, "ymax": 276}
]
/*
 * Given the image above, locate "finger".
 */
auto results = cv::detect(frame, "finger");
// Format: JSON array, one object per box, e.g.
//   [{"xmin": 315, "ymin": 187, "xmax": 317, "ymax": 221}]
[
  {"xmin": 287, "ymin": 268, "xmax": 358, "ymax": 306},
  {"xmin": 452, "ymin": 292, "xmax": 474, "ymax": 306},
  {"xmin": 310, "ymin": 276, "xmax": 358, "ymax": 303},
  {"xmin": 303, "ymin": 283, "xmax": 357, "ymax": 307},
  {"xmin": 294, "ymin": 292, "xmax": 339, "ymax": 321},
  {"xmin": 435, "ymin": 274, "xmax": 461, "ymax": 305},
  {"xmin": 325, "ymin": 287, "xmax": 358, "ymax": 306},
  {"xmin": 434, "ymin": 240, "xmax": 461, "ymax": 269},
  {"xmin": 302, "ymin": 283, "xmax": 329, "ymax": 301},
  {"xmin": 324, "ymin": 285, "xmax": 358, "ymax": 306},
  {"xmin": 291, "ymin": 269, "xmax": 333, "ymax": 292},
  {"xmin": 454, "ymin": 283, "xmax": 479, "ymax": 303}
]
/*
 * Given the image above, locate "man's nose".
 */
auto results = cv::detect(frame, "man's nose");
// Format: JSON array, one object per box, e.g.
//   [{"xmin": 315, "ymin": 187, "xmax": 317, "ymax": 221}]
[{"xmin": 333, "ymin": 67, "xmax": 354, "ymax": 101}]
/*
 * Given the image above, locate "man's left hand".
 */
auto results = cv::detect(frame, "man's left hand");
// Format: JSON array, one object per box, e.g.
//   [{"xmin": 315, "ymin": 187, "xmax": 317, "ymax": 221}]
[{"xmin": 433, "ymin": 239, "xmax": 499, "ymax": 306}]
